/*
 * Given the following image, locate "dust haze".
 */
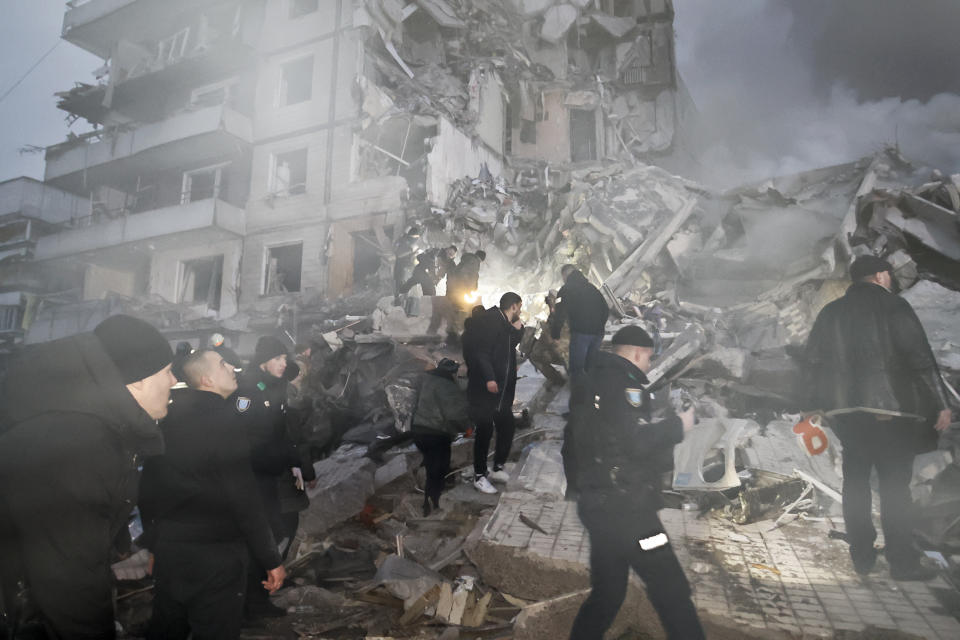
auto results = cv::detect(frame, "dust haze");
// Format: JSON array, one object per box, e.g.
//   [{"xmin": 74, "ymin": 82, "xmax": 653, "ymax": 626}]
[{"xmin": 674, "ymin": 0, "xmax": 960, "ymax": 188}]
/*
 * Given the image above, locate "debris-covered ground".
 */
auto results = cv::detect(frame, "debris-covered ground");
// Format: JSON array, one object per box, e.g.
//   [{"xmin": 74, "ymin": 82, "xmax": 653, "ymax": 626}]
[{"xmin": 105, "ymin": 140, "xmax": 960, "ymax": 638}]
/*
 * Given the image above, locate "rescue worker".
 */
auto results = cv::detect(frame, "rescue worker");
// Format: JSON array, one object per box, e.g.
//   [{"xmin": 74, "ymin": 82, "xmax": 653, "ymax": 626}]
[
  {"xmin": 553, "ymin": 265, "xmax": 609, "ymax": 379},
  {"xmin": 563, "ymin": 325, "xmax": 703, "ymax": 640},
  {"xmin": 431, "ymin": 250, "xmax": 486, "ymax": 339},
  {"xmin": 411, "ymin": 358, "xmax": 470, "ymax": 515},
  {"xmin": 465, "ymin": 292, "xmax": 524, "ymax": 494},
  {"xmin": 234, "ymin": 336, "xmax": 310, "ymax": 618},
  {"xmin": 804, "ymin": 255, "xmax": 952, "ymax": 580},
  {"xmin": 528, "ymin": 289, "xmax": 569, "ymax": 387},
  {"xmin": 278, "ymin": 344, "xmax": 316, "ymax": 561},
  {"xmin": 0, "ymin": 315, "xmax": 175, "ymax": 639},
  {"xmin": 139, "ymin": 350, "xmax": 285, "ymax": 640},
  {"xmin": 399, "ymin": 252, "xmax": 438, "ymax": 297},
  {"xmin": 393, "ymin": 225, "xmax": 421, "ymax": 303}
]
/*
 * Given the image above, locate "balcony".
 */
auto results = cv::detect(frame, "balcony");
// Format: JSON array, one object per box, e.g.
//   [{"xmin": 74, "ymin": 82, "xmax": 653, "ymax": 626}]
[
  {"xmin": 45, "ymin": 104, "xmax": 252, "ymax": 191},
  {"xmin": 34, "ymin": 197, "xmax": 245, "ymax": 262},
  {"xmin": 62, "ymin": 0, "xmax": 212, "ymax": 58}
]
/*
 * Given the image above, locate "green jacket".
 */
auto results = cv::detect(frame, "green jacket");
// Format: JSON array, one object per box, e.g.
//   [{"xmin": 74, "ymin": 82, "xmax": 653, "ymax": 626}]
[{"xmin": 412, "ymin": 371, "xmax": 470, "ymax": 438}]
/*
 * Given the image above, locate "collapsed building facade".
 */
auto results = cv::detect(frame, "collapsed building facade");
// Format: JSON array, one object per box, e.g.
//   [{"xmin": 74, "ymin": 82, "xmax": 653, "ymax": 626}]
[{"xmin": 5, "ymin": 0, "xmax": 695, "ymax": 357}]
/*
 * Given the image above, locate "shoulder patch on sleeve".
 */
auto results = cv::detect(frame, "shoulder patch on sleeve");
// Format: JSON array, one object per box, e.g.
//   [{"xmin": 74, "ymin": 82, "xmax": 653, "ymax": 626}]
[
  {"xmin": 236, "ymin": 397, "xmax": 251, "ymax": 412},
  {"xmin": 625, "ymin": 388, "xmax": 644, "ymax": 407},
  {"xmin": 256, "ymin": 381, "xmax": 267, "ymax": 391}
]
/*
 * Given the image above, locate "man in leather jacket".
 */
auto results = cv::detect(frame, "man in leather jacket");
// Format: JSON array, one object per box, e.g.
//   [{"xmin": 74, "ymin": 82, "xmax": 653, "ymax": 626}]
[
  {"xmin": 563, "ymin": 325, "xmax": 701, "ymax": 640},
  {"xmin": 804, "ymin": 255, "xmax": 952, "ymax": 580}
]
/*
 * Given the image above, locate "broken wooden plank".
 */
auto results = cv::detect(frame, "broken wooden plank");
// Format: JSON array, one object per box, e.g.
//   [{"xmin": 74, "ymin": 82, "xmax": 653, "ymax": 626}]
[
  {"xmin": 447, "ymin": 585, "xmax": 470, "ymax": 625},
  {"xmin": 463, "ymin": 592, "xmax": 493, "ymax": 628},
  {"xmin": 399, "ymin": 584, "xmax": 440, "ymax": 626},
  {"xmin": 435, "ymin": 582, "xmax": 454, "ymax": 622},
  {"xmin": 518, "ymin": 513, "xmax": 548, "ymax": 535}
]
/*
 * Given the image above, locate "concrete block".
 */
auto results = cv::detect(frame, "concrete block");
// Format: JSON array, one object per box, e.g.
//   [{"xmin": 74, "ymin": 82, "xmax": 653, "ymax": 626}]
[{"xmin": 301, "ymin": 455, "xmax": 376, "ymax": 535}]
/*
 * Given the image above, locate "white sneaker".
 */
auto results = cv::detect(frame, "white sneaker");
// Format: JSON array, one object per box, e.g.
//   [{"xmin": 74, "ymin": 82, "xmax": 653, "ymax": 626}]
[
  {"xmin": 488, "ymin": 469, "xmax": 509, "ymax": 484},
  {"xmin": 473, "ymin": 476, "xmax": 498, "ymax": 494}
]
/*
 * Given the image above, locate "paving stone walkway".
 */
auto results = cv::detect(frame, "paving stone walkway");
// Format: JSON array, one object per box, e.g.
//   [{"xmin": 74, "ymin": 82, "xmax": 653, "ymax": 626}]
[{"xmin": 480, "ymin": 383, "xmax": 960, "ymax": 639}]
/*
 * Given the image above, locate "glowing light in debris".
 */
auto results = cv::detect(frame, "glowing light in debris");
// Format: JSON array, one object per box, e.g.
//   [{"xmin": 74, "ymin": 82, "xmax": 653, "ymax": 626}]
[{"xmin": 464, "ymin": 290, "xmax": 480, "ymax": 304}]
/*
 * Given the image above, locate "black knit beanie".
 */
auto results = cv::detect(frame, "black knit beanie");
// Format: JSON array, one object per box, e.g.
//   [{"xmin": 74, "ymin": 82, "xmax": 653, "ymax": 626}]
[
  {"xmin": 254, "ymin": 335, "xmax": 288, "ymax": 366},
  {"xmin": 94, "ymin": 315, "xmax": 173, "ymax": 384},
  {"xmin": 611, "ymin": 325, "xmax": 654, "ymax": 348},
  {"xmin": 849, "ymin": 255, "xmax": 893, "ymax": 281}
]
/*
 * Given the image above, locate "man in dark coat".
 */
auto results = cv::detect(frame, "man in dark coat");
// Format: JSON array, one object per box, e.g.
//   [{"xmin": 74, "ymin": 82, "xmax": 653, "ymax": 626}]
[
  {"xmin": 804, "ymin": 255, "xmax": 952, "ymax": 580},
  {"xmin": 563, "ymin": 326, "xmax": 701, "ymax": 640},
  {"xmin": 429, "ymin": 250, "xmax": 485, "ymax": 339},
  {"xmin": 464, "ymin": 292, "xmax": 524, "ymax": 494},
  {"xmin": 412, "ymin": 359, "xmax": 470, "ymax": 515},
  {"xmin": 234, "ymin": 336, "xmax": 311, "ymax": 617},
  {"xmin": 399, "ymin": 252, "xmax": 438, "ymax": 297},
  {"xmin": 0, "ymin": 315, "xmax": 175, "ymax": 639},
  {"xmin": 139, "ymin": 350, "xmax": 286, "ymax": 639},
  {"xmin": 553, "ymin": 265, "xmax": 609, "ymax": 378}
]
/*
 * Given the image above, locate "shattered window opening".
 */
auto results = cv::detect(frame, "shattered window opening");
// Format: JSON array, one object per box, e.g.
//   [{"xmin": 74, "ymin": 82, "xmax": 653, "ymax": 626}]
[
  {"xmin": 157, "ymin": 28, "xmax": 190, "ymax": 65},
  {"xmin": 570, "ymin": 108, "xmax": 599, "ymax": 162},
  {"xmin": 289, "ymin": 0, "xmax": 319, "ymax": 19},
  {"xmin": 178, "ymin": 255, "xmax": 223, "ymax": 311},
  {"xmin": 190, "ymin": 78, "xmax": 239, "ymax": 108},
  {"xmin": 182, "ymin": 163, "xmax": 228, "ymax": 204},
  {"xmin": 278, "ymin": 56, "xmax": 313, "ymax": 107},
  {"xmin": 0, "ymin": 306, "xmax": 22, "ymax": 332},
  {"xmin": 264, "ymin": 243, "xmax": 303, "ymax": 295},
  {"xmin": 270, "ymin": 148, "xmax": 308, "ymax": 196},
  {"xmin": 350, "ymin": 228, "xmax": 388, "ymax": 292}
]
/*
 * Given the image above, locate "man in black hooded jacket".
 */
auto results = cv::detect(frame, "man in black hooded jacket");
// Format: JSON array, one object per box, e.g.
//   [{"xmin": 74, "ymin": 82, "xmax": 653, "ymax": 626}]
[
  {"xmin": 804, "ymin": 255, "xmax": 952, "ymax": 580},
  {"xmin": 552, "ymin": 265, "xmax": 608, "ymax": 378},
  {"xmin": 0, "ymin": 315, "xmax": 175, "ymax": 639}
]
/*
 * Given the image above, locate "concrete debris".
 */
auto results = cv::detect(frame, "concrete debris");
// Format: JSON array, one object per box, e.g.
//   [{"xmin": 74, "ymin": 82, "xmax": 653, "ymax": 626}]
[{"xmin": 302, "ymin": 455, "xmax": 377, "ymax": 535}]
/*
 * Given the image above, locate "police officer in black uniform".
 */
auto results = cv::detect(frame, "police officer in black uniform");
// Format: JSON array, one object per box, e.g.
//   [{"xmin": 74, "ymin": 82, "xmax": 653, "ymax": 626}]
[
  {"xmin": 139, "ymin": 349, "xmax": 286, "ymax": 639},
  {"xmin": 234, "ymin": 336, "xmax": 310, "ymax": 618},
  {"xmin": 563, "ymin": 325, "xmax": 703, "ymax": 640}
]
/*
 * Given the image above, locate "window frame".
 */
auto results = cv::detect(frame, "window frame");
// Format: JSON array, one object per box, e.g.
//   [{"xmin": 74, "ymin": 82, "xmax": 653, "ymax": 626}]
[{"xmin": 276, "ymin": 55, "xmax": 314, "ymax": 108}]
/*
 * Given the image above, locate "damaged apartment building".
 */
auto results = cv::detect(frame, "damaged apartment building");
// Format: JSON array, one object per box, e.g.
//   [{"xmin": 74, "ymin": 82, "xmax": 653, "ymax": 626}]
[{"xmin": 13, "ymin": 0, "xmax": 693, "ymax": 352}]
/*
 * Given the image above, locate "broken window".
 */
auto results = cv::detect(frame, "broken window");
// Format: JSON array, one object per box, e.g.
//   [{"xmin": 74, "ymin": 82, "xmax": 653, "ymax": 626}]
[
  {"xmin": 264, "ymin": 243, "xmax": 303, "ymax": 295},
  {"xmin": 182, "ymin": 164, "xmax": 228, "ymax": 203},
  {"xmin": 190, "ymin": 78, "xmax": 239, "ymax": 108},
  {"xmin": 0, "ymin": 306, "xmax": 22, "ymax": 332},
  {"xmin": 570, "ymin": 109, "xmax": 598, "ymax": 162},
  {"xmin": 289, "ymin": 0, "xmax": 319, "ymax": 19},
  {"xmin": 270, "ymin": 149, "xmax": 307, "ymax": 196},
  {"xmin": 158, "ymin": 28, "xmax": 190, "ymax": 64},
  {"xmin": 179, "ymin": 255, "xmax": 223, "ymax": 310},
  {"xmin": 278, "ymin": 56, "xmax": 313, "ymax": 106}
]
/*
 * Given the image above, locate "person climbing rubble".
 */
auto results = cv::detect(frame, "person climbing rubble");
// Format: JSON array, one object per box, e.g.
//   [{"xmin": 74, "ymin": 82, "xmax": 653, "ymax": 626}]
[
  {"xmin": 393, "ymin": 225, "xmax": 421, "ymax": 304},
  {"xmin": 563, "ymin": 325, "xmax": 703, "ymax": 640},
  {"xmin": 411, "ymin": 358, "xmax": 469, "ymax": 516},
  {"xmin": 803, "ymin": 255, "xmax": 953, "ymax": 581},
  {"xmin": 553, "ymin": 264, "xmax": 609, "ymax": 380},
  {"xmin": 528, "ymin": 289, "xmax": 569, "ymax": 387}
]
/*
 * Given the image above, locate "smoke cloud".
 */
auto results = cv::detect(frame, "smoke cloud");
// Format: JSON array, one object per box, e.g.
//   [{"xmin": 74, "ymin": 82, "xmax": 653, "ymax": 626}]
[{"xmin": 673, "ymin": 0, "xmax": 960, "ymax": 188}]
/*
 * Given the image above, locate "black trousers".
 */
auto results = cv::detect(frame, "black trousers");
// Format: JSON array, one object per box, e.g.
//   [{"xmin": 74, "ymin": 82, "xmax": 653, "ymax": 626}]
[
  {"xmin": 414, "ymin": 433, "xmax": 452, "ymax": 507},
  {"xmin": 834, "ymin": 414, "xmax": 920, "ymax": 570},
  {"xmin": 148, "ymin": 540, "xmax": 247, "ymax": 640},
  {"xmin": 472, "ymin": 400, "xmax": 515, "ymax": 477},
  {"xmin": 570, "ymin": 494, "xmax": 704, "ymax": 640}
]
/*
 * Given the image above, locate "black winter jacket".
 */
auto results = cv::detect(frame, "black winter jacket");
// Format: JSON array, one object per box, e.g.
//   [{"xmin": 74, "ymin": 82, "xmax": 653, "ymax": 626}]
[
  {"xmin": 463, "ymin": 306, "xmax": 523, "ymax": 414},
  {"xmin": 139, "ymin": 389, "xmax": 282, "ymax": 571},
  {"xmin": 562, "ymin": 350, "xmax": 683, "ymax": 505},
  {"xmin": 552, "ymin": 270, "xmax": 609, "ymax": 338},
  {"xmin": 0, "ymin": 332, "xmax": 165, "ymax": 639},
  {"xmin": 412, "ymin": 370, "xmax": 470, "ymax": 438},
  {"xmin": 803, "ymin": 282, "xmax": 949, "ymax": 422}
]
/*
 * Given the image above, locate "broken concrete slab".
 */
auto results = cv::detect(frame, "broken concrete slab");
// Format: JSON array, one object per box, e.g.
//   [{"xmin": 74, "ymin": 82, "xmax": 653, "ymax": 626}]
[
  {"xmin": 540, "ymin": 4, "xmax": 579, "ymax": 43},
  {"xmin": 902, "ymin": 279, "xmax": 960, "ymax": 371},
  {"xmin": 374, "ymin": 554, "xmax": 444, "ymax": 605},
  {"xmin": 302, "ymin": 454, "xmax": 377, "ymax": 535}
]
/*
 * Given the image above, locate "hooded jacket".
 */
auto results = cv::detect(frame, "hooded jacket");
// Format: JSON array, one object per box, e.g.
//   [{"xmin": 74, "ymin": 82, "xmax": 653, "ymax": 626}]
[
  {"xmin": 552, "ymin": 270, "xmax": 609, "ymax": 338},
  {"xmin": 0, "ymin": 332, "xmax": 164, "ymax": 639},
  {"xmin": 412, "ymin": 369, "xmax": 470, "ymax": 438},
  {"xmin": 803, "ymin": 282, "xmax": 949, "ymax": 424}
]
